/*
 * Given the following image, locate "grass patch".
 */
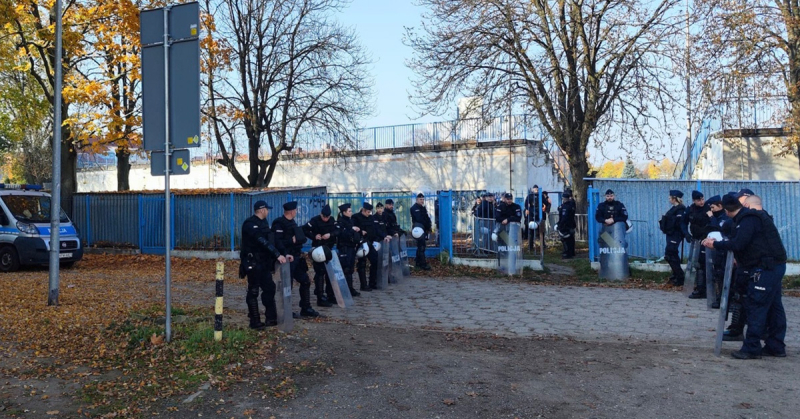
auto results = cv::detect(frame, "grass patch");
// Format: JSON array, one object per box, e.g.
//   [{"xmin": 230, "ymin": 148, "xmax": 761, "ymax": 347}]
[{"xmin": 783, "ymin": 275, "xmax": 800, "ymax": 289}]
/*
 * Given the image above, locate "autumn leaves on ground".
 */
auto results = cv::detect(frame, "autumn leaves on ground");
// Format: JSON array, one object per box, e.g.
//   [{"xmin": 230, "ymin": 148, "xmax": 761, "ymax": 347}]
[{"xmin": 0, "ymin": 255, "xmax": 284, "ymax": 417}]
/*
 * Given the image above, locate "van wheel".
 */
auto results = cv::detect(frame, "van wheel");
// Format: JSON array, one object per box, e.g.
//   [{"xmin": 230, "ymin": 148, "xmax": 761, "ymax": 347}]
[
  {"xmin": 0, "ymin": 246, "xmax": 20, "ymax": 272},
  {"xmin": 60, "ymin": 261, "xmax": 75, "ymax": 269}
]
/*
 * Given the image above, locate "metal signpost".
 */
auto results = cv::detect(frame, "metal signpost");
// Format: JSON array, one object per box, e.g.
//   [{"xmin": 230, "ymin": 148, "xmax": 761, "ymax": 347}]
[
  {"xmin": 140, "ymin": 2, "xmax": 200, "ymax": 342},
  {"xmin": 48, "ymin": 0, "xmax": 64, "ymax": 306}
]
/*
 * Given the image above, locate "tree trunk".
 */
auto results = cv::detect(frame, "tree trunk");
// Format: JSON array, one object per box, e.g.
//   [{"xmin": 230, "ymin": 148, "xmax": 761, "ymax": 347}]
[
  {"xmin": 116, "ymin": 148, "xmax": 131, "ymax": 191},
  {"xmin": 568, "ymin": 158, "xmax": 591, "ymax": 214}
]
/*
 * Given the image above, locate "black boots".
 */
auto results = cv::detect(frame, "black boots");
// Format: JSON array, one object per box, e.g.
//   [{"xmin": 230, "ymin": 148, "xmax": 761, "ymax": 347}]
[{"xmin": 300, "ymin": 307, "xmax": 320, "ymax": 317}]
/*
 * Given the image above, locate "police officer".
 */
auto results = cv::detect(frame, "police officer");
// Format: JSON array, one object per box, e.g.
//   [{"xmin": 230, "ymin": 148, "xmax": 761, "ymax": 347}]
[
  {"xmin": 496, "ymin": 193, "xmax": 522, "ymax": 225},
  {"xmin": 353, "ymin": 202, "xmax": 387, "ymax": 290},
  {"xmin": 272, "ymin": 201, "xmax": 319, "ymax": 318},
  {"xmin": 557, "ymin": 191, "xmax": 577, "ymax": 259},
  {"xmin": 524, "ymin": 185, "xmax": 544, "ymax": 250},
  {"xmin": 240, "ymin": 200, "xmax": 286, "ymax": 330},
  {"xmin": 410, "ymin": 193, "xmax": 433, "ymax": 270},
  {"xmin": 682, "ymin": 190, "xmax": 711, "ymax": 299},
  {"xmin": 702, "ymin": 194, "xmax": 788, "ymax": 359},
  {"xmin": 594, "ymin": 189, "xmax": 628, "ymax": 226},
  {"xmin": 659, "ymin": 190, "xmax": 686, "ymax": 286},
  {"xmin": 334, "ymin": 203, "xmax": 361, "ymax": 297},
  {"xmin": 383, "ymin": 199, "xmax": 404, "ymax": 236},
  {"xmin": 702, "ymin": 195, "xmax": 731, "ymax": 308},
  {"xmin": 303, "ymin": 204, "xmax": 337, "ymax": 307}
]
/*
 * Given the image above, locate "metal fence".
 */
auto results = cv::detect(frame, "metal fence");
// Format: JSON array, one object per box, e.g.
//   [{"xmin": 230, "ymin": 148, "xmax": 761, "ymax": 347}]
[{"xmin": 587, "ymin": 179, "xmax": 800, "ymax": 261}]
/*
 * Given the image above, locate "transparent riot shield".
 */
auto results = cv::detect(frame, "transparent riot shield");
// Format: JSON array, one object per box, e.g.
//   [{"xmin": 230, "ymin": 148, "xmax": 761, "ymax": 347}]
[
  {"xmin": 390, "ymin": 236, "xmax": 403, "ymax": 284},
  {"xmin": 497, "ymin": 222, "xmax": 522, "ymax": 275},
  {"xmin": 705, "ymin": 248, "xmax": 717, "ymax": 310},
  {"xmin": 714, "ymin": 251, "xmax": 735, "ymax": 356},
  {"xmin": 399, "ymin": 234, "xmax": 411, "ymax": 276},
  {"xmin": 376, "ymin": 242, "xmax": 389, "ymax": 290},
  {"xmin": 598, "ymin": 222, "xmax": 630, "ymax": 280},
  {"xmin": 683, "ymin": 241, "xmax": 701, "ymax": 297},
  {"xmin": 273, "ymin": 261, "xmax": 293, "ymax": 333},
  {"xmin": 324, "ymin": 249, "xmax": 354, "ymax": 308}
]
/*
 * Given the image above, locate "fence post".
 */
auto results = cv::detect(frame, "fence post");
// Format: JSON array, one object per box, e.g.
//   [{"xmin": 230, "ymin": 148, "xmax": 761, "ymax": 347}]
[
  {"xmin": 230, "ymin": 192, "xmax": 235, "ymax": 252},
  {"xmin": 412, "ymin": 128, "xmax": 415, "ymax": 148},
  {"xmin": 374, "ymin": 129, "xmax": 377, "ymax": 150},
  {"xmin": 588, "ymin": 187, "xmax": 596, "ymax": 262},
  {"xmin": 137, "ymin": 195, "xmax": 143, "ymax": 252},
  {"xmin": 85, "ymin": 195, "xmax": 91, "ymax": 247},
  {"xmin": 438, "ymin": 191, "xmax": 453, "ymax": 261},
  {"xmin": 392, "ymin": 126, "xmax": 396, "ymax": 148}
]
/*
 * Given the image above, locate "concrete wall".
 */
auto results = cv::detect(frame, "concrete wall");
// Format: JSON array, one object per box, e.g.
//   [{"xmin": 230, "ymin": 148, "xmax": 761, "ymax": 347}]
[
  {"xmin": 693, "ymin": 129, "xmax": 800, "ymax": 180},
  {"xmin": 77, "ymin": 141, "xmax": 565, "ymax": 194}
]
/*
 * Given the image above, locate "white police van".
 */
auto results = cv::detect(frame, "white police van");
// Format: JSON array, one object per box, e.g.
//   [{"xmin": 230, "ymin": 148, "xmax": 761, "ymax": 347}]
[{"xmin": 0, "ymin": 184, "xmax": 83, "ymax": 272}]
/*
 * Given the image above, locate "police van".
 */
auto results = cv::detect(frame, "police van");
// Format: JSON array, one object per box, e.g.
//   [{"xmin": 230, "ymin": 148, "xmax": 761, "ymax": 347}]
[{"xmin": 0, "ymin": 184, "xmax": 83, "ymax": 272}]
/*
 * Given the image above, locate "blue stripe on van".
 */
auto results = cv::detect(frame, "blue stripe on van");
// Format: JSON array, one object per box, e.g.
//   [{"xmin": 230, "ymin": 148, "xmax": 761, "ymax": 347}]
[{"xmin": 36, "ymin": 225, "xmax": 77, "ymax": 236}]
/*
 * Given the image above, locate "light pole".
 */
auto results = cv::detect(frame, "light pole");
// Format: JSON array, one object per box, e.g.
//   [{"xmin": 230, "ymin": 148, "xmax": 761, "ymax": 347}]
[{"xmin": 48, "ymin": 0, "xmax": 64, "ymax": 306}]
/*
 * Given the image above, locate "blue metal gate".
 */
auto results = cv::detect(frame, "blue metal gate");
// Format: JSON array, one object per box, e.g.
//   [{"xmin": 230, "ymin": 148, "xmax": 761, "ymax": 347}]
[{"xmin": 139, "ymin": 195, "xmax": 175, "ymax": 255}]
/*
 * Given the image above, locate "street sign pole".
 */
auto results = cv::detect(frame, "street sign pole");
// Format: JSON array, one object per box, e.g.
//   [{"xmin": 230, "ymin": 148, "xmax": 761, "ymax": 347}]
[{"xmin": 163, "ymin": 6, "xmax": 172, "ymax": 343}]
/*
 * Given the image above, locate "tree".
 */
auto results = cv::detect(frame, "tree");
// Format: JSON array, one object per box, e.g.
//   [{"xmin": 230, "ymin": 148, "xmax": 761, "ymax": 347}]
[
  {"xmin": 406, "ymin": 0, "xmax": 683, "ymax": 210},
  {"xmin": 0, "ymin": 0, "xmax": 94, "ymax": 203},
  {"xmin": 595, "ymin": 161, "xmax": 624, "ymax": 178},
  {"xmin": 203, "ymin": 0, "xmax": 373, "ymax": 188},
  {"xmin": 621, "ymin": 157, "xmax": 637, "ymax": 178},
  {"xmin": 692, "ymin": 1, "xmax": 797, "ymax": 164}
]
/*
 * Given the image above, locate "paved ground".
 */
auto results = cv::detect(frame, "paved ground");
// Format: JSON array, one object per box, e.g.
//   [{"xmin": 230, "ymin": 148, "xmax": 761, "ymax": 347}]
[{"xmin": 192, "ymin": 275, "xmax": 800, "ymax": 348}]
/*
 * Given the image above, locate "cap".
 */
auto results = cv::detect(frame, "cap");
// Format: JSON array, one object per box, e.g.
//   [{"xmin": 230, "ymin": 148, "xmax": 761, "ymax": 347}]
[
  {"xmin": 362, "ymin": 202, "xmax": 374, "ymax": 210},
  {"xmin": 376, "ymin": 202, "xmax": 384, "ymax": 208},
  {"xmin": 533, "ymin": 184, "xmax": 539, "ymax": 189},
  {"xmin": 605, "ymin": 189, "xmax": 614, "ymax": 195},
  {"xmin": 416, "ymin": 193, "xmax": 424, "ymax": 198},
  {"xmin": 321, "ymin": 204, "xmax": 332, "ymax": 216},
  {"xmin": 706, "ymin": 195, "xmax": 722, "ymax": 206},
  {"xmin": 504, "ymin": 193, "xmax": 513, "ymax": 199},
  {"xmin": 669, "ymin": 190, "xmax": 684, "ymax": 198},
  {"xmin": 385, "ymin": 199, "xmax": 394, "ymax": 205},
  {"xmin": 563, "ymin": 191, "xmax": 572, "ymax": 198},
  {"xmin": 338, "ymin": 203, "xmax": 351, "ymax": 212},
  {"xmin": 254, "ymin": 200, "xmax": 271, "ymax": 211},
  {"xmin": 691, "ymin": 190, "xmax": 704, "ymax": 200},
  {"xmin": 736, "ymin": 188, "xmax": 755, "ymax": 198},
  {"xmin": 283, "ymin": 201, "xmax": 298, "ymax": 211}
]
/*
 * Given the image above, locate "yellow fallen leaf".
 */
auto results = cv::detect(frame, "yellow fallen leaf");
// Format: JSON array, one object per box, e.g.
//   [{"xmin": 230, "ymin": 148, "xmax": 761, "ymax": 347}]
[
  {"xmin": 47, "ymin": 411, "xmax": 60, "ymax": 415},
  {"xmin": 443, "ymin": 399, "xmax": 456, "ymax": 406},
  {"xmin": 150, "ymin": 333, "xmax": 164, "ymax": 345}
]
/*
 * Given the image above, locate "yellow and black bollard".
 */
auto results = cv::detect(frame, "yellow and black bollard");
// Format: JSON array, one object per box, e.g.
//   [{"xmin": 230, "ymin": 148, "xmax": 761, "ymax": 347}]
[{"xmin": 214, "ymin": 261, "xmax": 224, "ymax": 341}]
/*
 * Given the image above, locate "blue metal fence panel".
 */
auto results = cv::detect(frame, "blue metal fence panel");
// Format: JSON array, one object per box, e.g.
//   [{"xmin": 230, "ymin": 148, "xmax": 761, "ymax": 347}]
[
  {"xmin": 588, "ymin": 179, "xmax": 800, "ymax": 261},
  {"xmin": 140, "ymin": 195, "xmax": 168, "ymax": 254},
  {"xmin": 72, "ymin": 194, "xmax": 140, "ymax": 248}
]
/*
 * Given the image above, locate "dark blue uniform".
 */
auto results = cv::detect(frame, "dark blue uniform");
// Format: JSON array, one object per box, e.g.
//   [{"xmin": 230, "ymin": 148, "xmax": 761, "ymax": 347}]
[
  {"xmin": 240, "ymin": 215, "xmax": 282, "ymax": 328},
  {"xmin": 659, "ymin": 204, "xmax": 686, "ymax": 285},
  {"xmin": 712, "ymin": 208, "xmax": 787, "ymax": 357},
  {"xmin": 335, "ymin": 213, "xmax": 361, "ymax": 296},
  {"xmin": 558, "ymin": 199, "xmax": 576, "ymax": 258},
  {"xmin": 303, "ymin": 214, "xmax": 338, "ymax": 304},
  {"xmin": 682, "ymin": 203, "xmax": 711, "ymax": 297},
  {"xmin": 410, "ymin": 201, "xmax": 432, "ymax": 269},
  {"xmin": 352, "ymin": 211, "xmax": 384, "ymax": 289},
  {"xmin": 272, "ymin": 215, "xmax": 312, "ymax": 310}
]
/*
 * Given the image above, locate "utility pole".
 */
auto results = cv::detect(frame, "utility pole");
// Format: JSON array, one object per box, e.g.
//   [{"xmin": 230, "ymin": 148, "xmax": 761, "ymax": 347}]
[{"xmin": 48, "ymin": 0, "xmax": 63, "ymax": 306}]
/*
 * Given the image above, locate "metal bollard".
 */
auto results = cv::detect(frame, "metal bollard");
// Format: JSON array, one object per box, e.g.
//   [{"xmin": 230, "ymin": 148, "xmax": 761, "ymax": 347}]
[{"xmin": 214, "ymin": 262, "xmax": 224, "ymax": 341}]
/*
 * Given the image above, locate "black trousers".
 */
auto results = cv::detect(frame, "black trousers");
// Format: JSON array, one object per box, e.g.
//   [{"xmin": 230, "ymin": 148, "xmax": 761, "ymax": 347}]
[
  {"xmin": 338, "ymin": 246, "xmax": 357, "ymax": 291},
  {"xmin": 312, "ymin": 260, "xmax": 334, "ymax": 300},
  {"xmin": 664, "ymin": 234, "xmax": 684, "ymax": 281},
  {"xmin": 415, "ymin": 236, "xmax": 427, "ymax": 266},
  {"xmin": 357, "ymin": 245, "xmax": 378, "ymax": 289},
  {"xmin": 246, "ymin": 264, "xmax": 276, "ymax": 323},
  {"xmin": 560, "ymin": 232, "xmax": 575, "ymax": 257},
  {"xmin": 290, "ymin": 256, "xmax": 312, "ymax": 309}
]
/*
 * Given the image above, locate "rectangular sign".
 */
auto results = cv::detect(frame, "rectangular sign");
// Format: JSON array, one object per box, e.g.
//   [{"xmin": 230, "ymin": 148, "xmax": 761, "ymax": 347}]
[
  {"xmin": 150, "ymin": 149, "xmax": 191, "ymax": 176},
  {"xmin": 141, "ymin": 2, "xmax": 200, "ymax": 152}
]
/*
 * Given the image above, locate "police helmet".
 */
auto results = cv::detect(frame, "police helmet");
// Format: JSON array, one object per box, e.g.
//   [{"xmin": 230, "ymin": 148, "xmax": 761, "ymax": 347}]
[
  {"xmin": 528, "ymin": 221, "xmax": 538, "ymax": 230},
  {"xmin": 491, "ymin": 232, "xmax": 498, "ymax": 242},
  {"xmin": 411, "ymin": 223, "xmax": 425, "ymax": 239},
  {"xmin": 311, "ymin": 245, "xmax": 333, "ymax": 263},
  {"xmin": 356, "ymin": 242, "xmax": 370, "ymax": 258},
  {"xmin": 372, "ymin": 241, "xmax": 381, "ymax": 252},
  {"xmin": 626, "ymin": 220, "xmax": 633, "ymax": 233},
  {"xmin": 707, "ymin": 231, "xmax": 723, "ymax": 241}
]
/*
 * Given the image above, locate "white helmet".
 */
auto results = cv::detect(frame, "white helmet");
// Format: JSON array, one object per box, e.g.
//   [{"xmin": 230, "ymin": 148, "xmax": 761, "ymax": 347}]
[
  {"xmin": 626, "ymin": 220, "xmax": 633, "ymax": 233},
  {"xmin": 491, "ymin": 232, "xmax": 498, "ymax": 242},
  {"xmin": 412, "ymin": 226, "xmax": 425, "ymax": 239},
  {"xmin": 553, "ymin": 223, "xmax": 558, "ymax": 231},
  {"xmin": 372, "ymin": 241, "xmax": 381, "ymax": 251},
  {"xmin": 528, "ymin": 221, "xmax": 538, "ymax": 230},
  {"xmin": 311, "ymin": 246, "xmax": 332, "ymax": 263},
  {"xmin": 708, "ymin": 231, "xmax": 723, "ymax": 241},
  {"xmin": 356, "ymin": 242, "xmax": 370, "ymax": 258}
]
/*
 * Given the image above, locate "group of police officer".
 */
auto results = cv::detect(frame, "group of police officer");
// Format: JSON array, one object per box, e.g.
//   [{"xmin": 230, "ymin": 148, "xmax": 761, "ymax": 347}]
[
  {"xmin": 658, "ymin": 188, "xmax": 787, "ymax": 359},
  {"xmin": 240, "ymin": 194, "xmax": 433, "ymax": 330}
]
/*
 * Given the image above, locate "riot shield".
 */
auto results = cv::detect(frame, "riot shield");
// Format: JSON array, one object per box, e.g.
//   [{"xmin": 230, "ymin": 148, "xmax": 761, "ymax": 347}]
[
  {"xmin": 498, "ymin": 222, "xmax": 522, "ymax": 275},
  {"xmin": 376, "ymin": 242, "xmax": 389, "ymax": 290},
  {"xmin": 324, "ymin": 249, "xmax": 354, "ymax": 308},
  {"xmin": 390, "ymin": 236, "xmax": 403, "ymax": 284},
  {"xmin": 598, "ymin": 222, "xmax": 630, "ymax": 280},
  {"xmin": 714, "ymin": 251, "xmax": 735, "ymax": 356},
  {"xmin": 273, "ymin": 261, "xmax": 294, "ymax": 333},
  {"xmin": 399, "ymin": 234, "xmax": 411, "ymax": 276},
  {"xmin": 705, "ymin": 248, "xmax": 717, "ymax": 310},
  {"xmin": 683, "ymin": 241, "xmax": 701, "ymax": 297}
]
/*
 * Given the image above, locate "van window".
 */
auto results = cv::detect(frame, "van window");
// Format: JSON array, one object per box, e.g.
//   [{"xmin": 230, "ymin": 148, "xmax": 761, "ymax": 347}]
[{"xmin": 0, "ymin": 195, "xmax": 70, "ymax": 223}]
